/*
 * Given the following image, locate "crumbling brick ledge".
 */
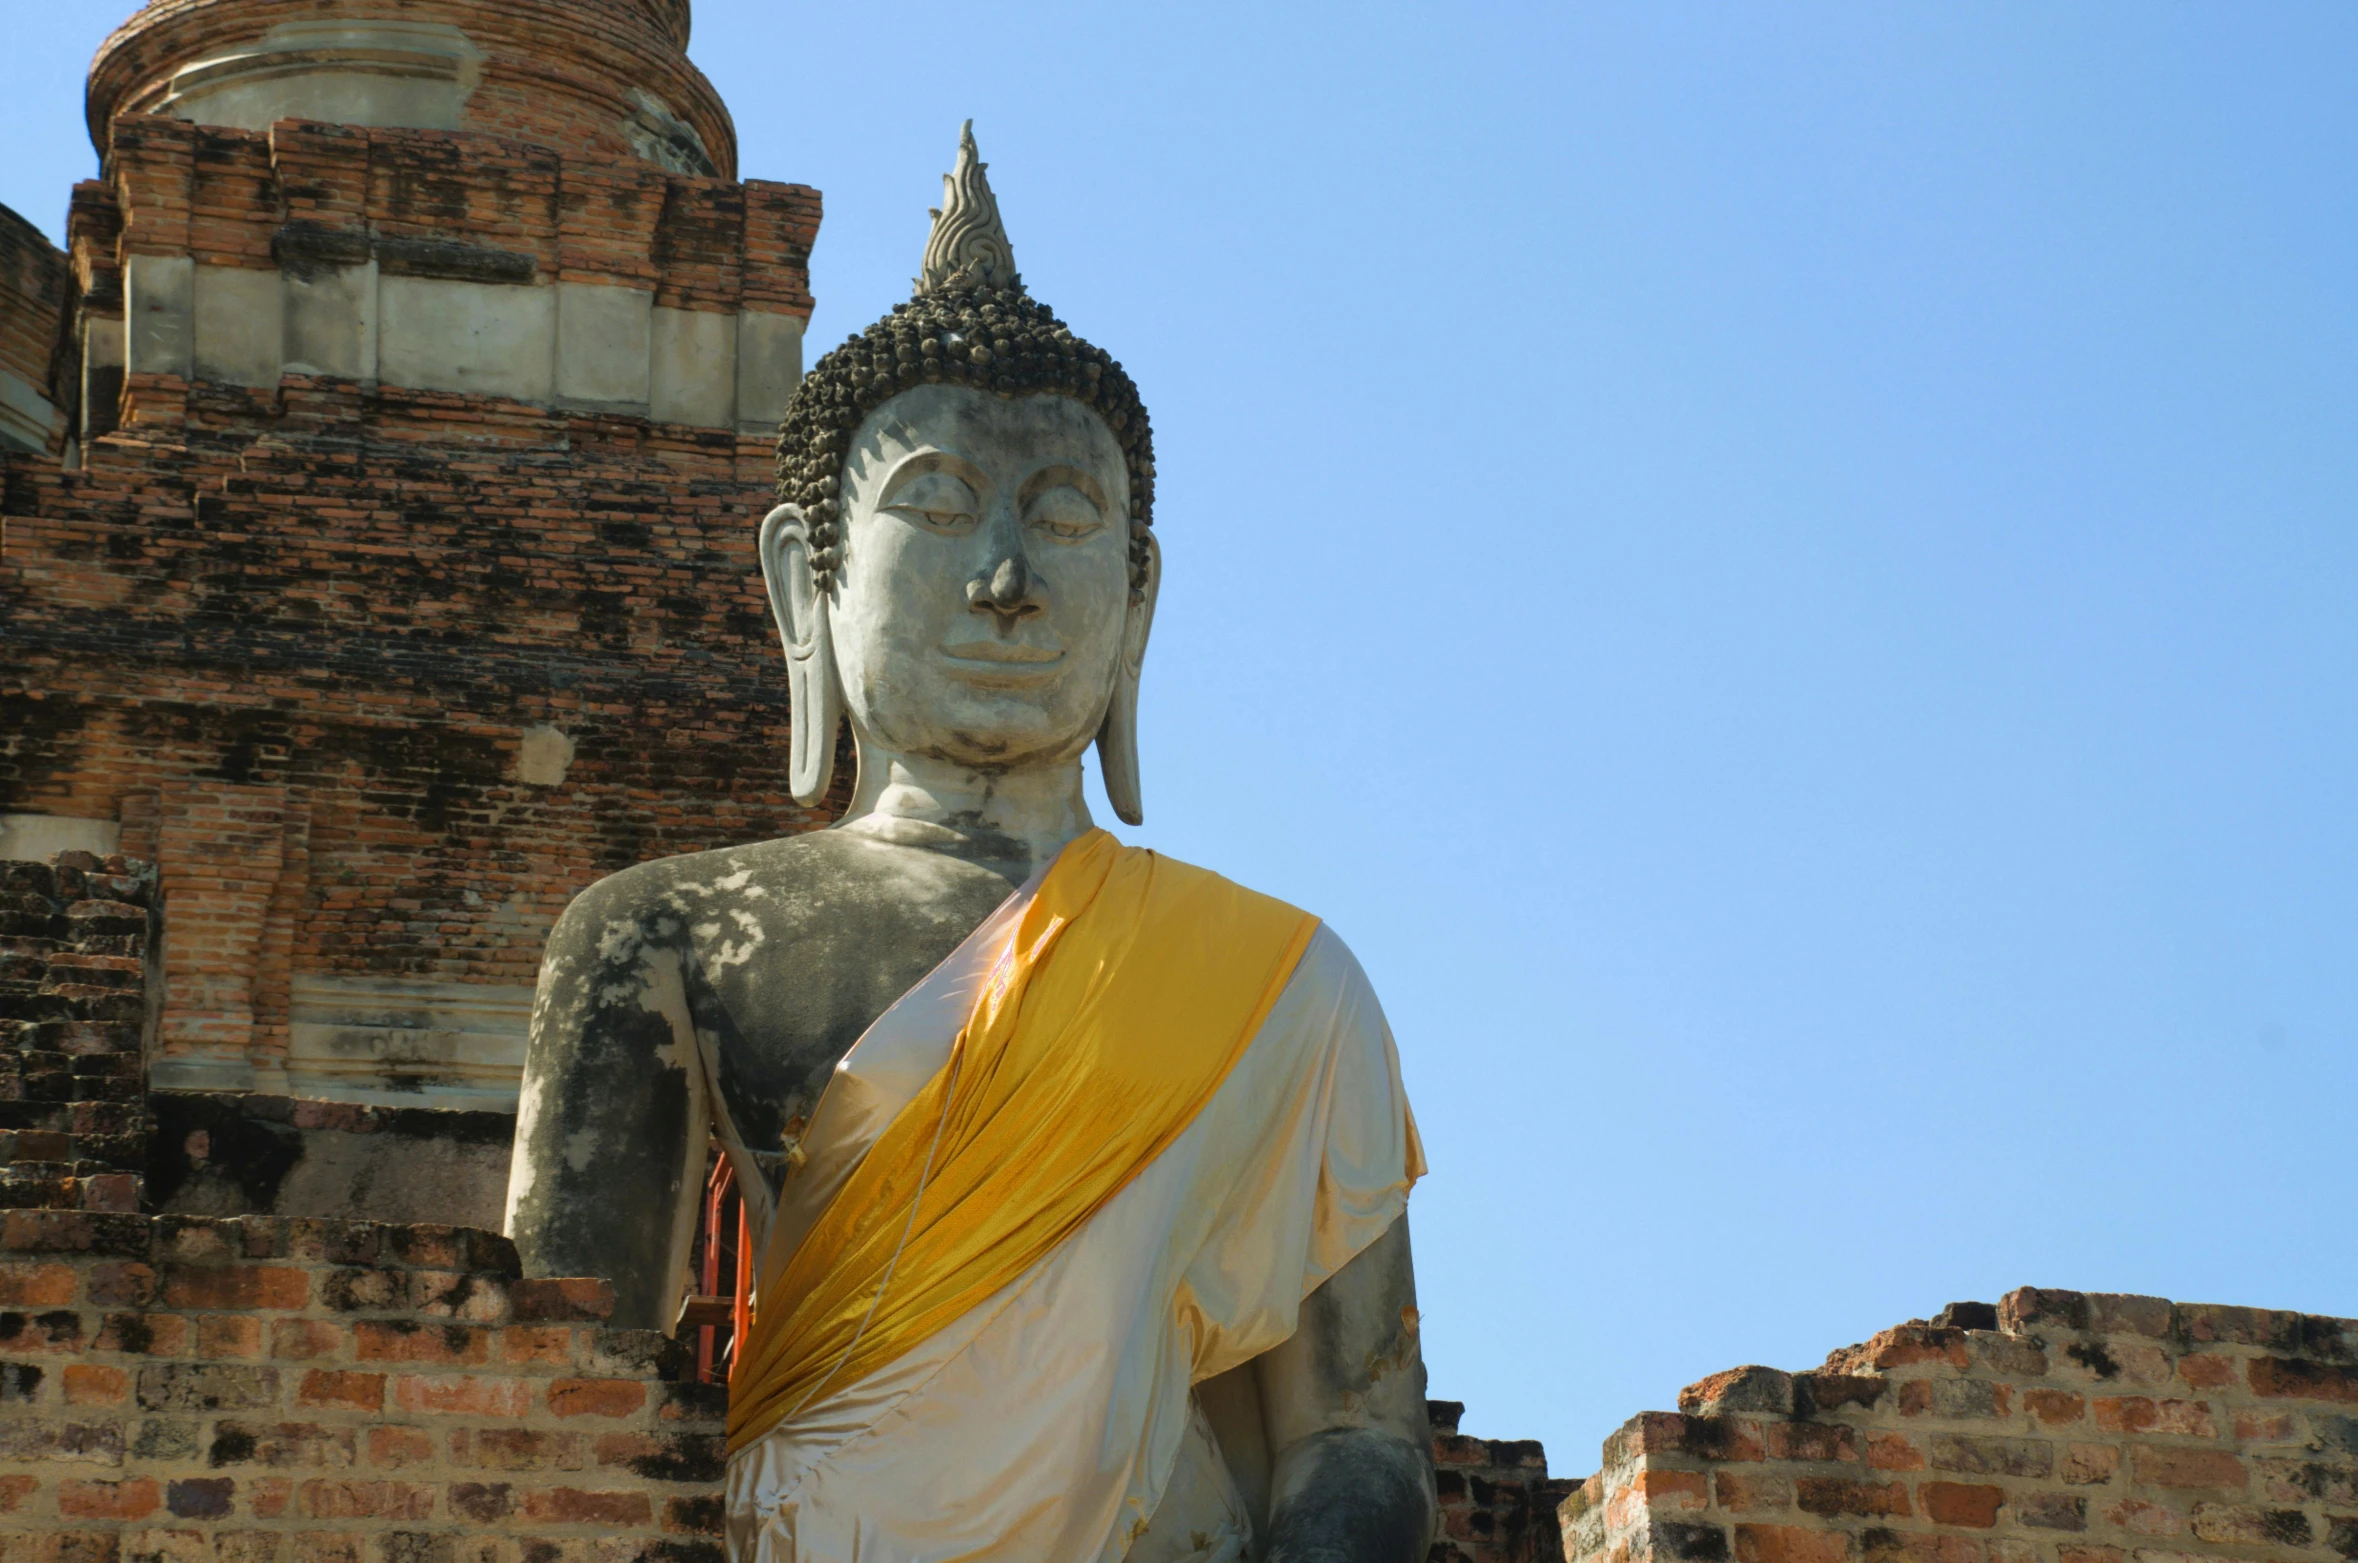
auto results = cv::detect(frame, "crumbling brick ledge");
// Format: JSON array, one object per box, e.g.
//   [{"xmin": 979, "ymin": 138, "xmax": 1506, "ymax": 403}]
[
  {"xmin": 1, "ymin": 1209, "xmax": 1575, "ymax": 1563},
  {"xmin": 0, "ymin": 1211, "xmax": 724, "ymax": 1563},
  {"xmin": 1564, "ymin": 1287, "xmax": 2358, "ymax": 1563}
]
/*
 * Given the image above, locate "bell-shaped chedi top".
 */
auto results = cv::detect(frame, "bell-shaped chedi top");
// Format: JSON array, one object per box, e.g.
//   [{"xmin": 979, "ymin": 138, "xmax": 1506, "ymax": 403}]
[
  {"xmin": 87, "ymin": 0, "xmax": 736, "ymax": 179},
  {"xmin": 916, "ymin": 121, "xmax": 1022, "ymax": 297}
]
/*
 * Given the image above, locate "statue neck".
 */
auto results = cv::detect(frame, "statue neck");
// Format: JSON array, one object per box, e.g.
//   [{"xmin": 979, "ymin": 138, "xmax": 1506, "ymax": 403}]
[{"xmin": 834, "ymin": 747, "xmax": 1096, "ymax": 868}]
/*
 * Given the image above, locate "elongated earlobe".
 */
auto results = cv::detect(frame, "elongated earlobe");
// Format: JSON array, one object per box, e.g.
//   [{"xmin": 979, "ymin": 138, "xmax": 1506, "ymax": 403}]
[
  {"xmin": 1096, "ymin": 528, "xmax": 1159, "ymax": 826},
  {"xmin": 758, "ymin": 503, "xmax": 843, "ymax": 807}
]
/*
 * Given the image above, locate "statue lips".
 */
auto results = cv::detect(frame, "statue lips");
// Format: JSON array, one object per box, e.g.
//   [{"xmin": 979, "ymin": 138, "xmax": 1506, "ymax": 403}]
[{"xmin": 937, "ymin": 639, "xmax": 1065, "ymax": 687}]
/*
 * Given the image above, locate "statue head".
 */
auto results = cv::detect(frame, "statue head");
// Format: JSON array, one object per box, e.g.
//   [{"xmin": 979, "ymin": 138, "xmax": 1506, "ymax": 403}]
[{"xmin": 759, "ymin": 123, "xmax": 1159, "ymax": 825}]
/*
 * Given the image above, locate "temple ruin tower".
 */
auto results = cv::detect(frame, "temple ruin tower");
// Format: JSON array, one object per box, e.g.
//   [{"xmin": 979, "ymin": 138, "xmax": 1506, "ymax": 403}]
[{"xmin": 0, "ymin": 0, "xmax": 822, "ymax": 1219}]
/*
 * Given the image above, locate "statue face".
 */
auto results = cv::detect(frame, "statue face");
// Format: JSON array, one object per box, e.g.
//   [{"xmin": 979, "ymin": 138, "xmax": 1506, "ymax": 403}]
[{"xmin": 829, "ymin": 383, "xmax": 1135, "ymax": 771}]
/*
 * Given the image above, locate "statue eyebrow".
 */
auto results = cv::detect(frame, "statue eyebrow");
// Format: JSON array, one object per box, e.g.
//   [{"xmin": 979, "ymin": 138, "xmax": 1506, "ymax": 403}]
[
  {"xmin": 1018, "ymin": 464, "xmax": 1108, "ymax": 516},
  {"xmin": 878, "ymin": 449, "xmax": 988, "ymax": 506}
]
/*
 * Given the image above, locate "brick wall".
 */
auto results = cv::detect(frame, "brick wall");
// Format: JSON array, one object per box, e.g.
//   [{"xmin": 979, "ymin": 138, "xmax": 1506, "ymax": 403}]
[
  {"xmin": 1, "ymin": 852, "xmax": 158, "ymax": 1215},
  {"xmin": 0, "ymin": 202, "xmax": 68, "ymax": 454},
  {"xmin": 0, "ymin": 1211, "xmax": 725, "ymax": 1563},
  {"xmin": 0, "ymin": 1209, "xmax": 1563, "ymax": 1563},
  {"xmin": 87, "ymin": 0, "xmax": 736, "ymax": 180},
  {"xmin": 4, "ymin": 60, "xmax": 824, "ymax": 1099},
  {"xmin": 1432, "ymin": 1398, "xmax": 1582, "ymax": 1563},
  {"xmin": 1563, "ymin": 1289, "xmax": 2358, "ymax": 1563}
]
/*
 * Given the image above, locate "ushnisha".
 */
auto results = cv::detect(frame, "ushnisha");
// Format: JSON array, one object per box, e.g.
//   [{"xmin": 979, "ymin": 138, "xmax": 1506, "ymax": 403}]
[{"xmin": 505, "ymin": 124, "xmax": 1436, "ymax": 1563}]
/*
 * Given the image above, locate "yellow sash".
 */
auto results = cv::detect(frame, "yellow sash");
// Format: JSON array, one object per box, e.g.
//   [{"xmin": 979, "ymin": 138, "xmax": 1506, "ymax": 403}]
[{"xmin": 725, "ymin": 829, "xmax": 1320, "ymax": 1453}]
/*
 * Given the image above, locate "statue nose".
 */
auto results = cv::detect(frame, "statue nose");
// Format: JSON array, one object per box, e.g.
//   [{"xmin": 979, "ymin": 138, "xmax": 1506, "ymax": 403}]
[{"xmin": 968, "ymin": 551, "xmax": 1043, "ymax": 622}]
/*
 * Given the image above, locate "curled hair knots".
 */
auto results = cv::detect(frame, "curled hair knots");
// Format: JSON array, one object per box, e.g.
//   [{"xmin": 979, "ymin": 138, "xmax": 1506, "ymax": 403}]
[{"xmin": 771, "ymin": 288, "xmax": 1156, "ymax": 600}]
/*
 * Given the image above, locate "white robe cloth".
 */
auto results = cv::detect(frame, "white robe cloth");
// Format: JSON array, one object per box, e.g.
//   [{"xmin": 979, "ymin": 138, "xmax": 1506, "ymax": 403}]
[{"xmin": 722, "ymin": 878, "xmax": 1420, "ymax": 1563}]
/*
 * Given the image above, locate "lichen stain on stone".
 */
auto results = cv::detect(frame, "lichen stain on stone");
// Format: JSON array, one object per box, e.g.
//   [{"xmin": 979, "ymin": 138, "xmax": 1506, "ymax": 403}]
[
  {"xmin": 595, "ymin": 916, "xmax": 647, "ymax": 965},
  {"xmin": 623, "ymin": 950, "xmax": 699, "ymax": 1077},
  {"xmin": 700, "ymin": 906, "xmax": 767, "ymax": 972}
]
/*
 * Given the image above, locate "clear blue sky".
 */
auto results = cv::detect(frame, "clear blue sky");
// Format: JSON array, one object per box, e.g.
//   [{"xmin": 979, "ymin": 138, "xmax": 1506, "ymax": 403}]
[{"xmin": 7, "ymin": 2, "xmax": 2354, "ymax": 1475}]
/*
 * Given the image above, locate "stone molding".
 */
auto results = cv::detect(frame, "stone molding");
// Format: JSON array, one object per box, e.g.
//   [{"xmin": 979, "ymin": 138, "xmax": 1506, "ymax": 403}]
[
  {"xmin": 80, "ymin": 116, "xmax": 813, "ymax": 436},
  {"xmin": 285, "ymin": 976, "xmax": 535, "ymax": 1114}
]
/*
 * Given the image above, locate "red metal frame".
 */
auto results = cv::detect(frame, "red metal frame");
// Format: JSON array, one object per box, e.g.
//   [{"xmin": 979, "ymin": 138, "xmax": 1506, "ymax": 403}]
[{"xmin": 691, "ymin": 1151, "xmax": 754, "ymax": 1384}]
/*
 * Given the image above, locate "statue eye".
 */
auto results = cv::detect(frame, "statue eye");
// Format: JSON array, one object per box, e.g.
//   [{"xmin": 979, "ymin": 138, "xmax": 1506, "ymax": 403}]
[
  {"xmin": 1025, "ymin": 485, "xmax": 1104, "ymax": 541},
  {"xmin": 883, "ymin": 471, "xmax": 980, "ymax": 532}
]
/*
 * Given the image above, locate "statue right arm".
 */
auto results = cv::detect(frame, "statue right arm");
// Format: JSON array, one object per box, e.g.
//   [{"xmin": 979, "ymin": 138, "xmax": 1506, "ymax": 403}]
[{"xmin": 503, "ymin": 873, "xmax": 711, "ymax": 1331}]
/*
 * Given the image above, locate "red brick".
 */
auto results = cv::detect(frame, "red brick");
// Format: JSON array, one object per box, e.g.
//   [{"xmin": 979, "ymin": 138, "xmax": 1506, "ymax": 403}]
[
  {"xmin": 62, "ymin": 1362, "xmax": 128, "ymax": 1404},
  {"xmin": 1867, "ymin": 1435, "xmax": 1926, "ymax": 1472},
  {"xmin": 366, "ymin": 1426, "xmax": 435, "ymax": 1467},
  {"xmin": 287, "ymin": 1532, "xmax": 363, "ymax": 1563},
  {"xmin": 547, "ymin": 1377, "xmax": 647, "ymax": 1418},
  {"xmin": 511, "ymin": 1278, "xmax": 615, "ymax": 1322},
  {"xmin": 2105, "ymin": 1499, "xmax": 2181, "ymax": 1536},
  {"xmin": 2056, "ymin": 1549, "xmax": 2124, "ymax": 1563},
  {"xmin": 84, "ymin": 1263, "xmax": 158, "ymax": 1307},
  {"xmin": 160, "ymin": 1264, "xmax": 309, "ymax": 1312},
  {"xmin": 520, "ymin": 1487, "xmax": 655, "ymax": 1525},
  {"xmin": 97, "ymin": 1312, "xmax": 189, "ymax": 1354},
  {"xmin": 297, "ymin": 1370, "xmax": 385, "ymax": 1412},
  {"xmin": 2189, "ymin": 1501, "xmax": 2314, "ymax": 1546},
  {"xmin": 449, "ymin": 1482, "xmax": 516, "ymax": 1522},
  {"xmin": 2133, "ymin": 1447, "xmax": 2246, "ymax": 1491},
  {"xmin": 391, "ymin": 1373, "xmax": 532, "ymax": 1417},
  {"xmin": 1735, "ymin": 1524, "xmax": 1852, "ymax": 1563},
  {"xmin": 0, "ymin": 1474, "xmax": 38, "ymax": 1513},
  {"xmin": 2232, "ymin": 1410, "xmax": 2298, "ymax": 1442},
  {"xmin": 2024, "ymin": 1390, "xmax": 2084, "ymax": 1425},
  {"xmin": 1860, "ymin": 1534, "xmax": 1979, "ymax": 1563},
  {"xmin": 2175, "ymin": 1353, "xmax": 2234, "ymax": 1388},
  {"xmin": 664, "ymin": 1494, "xmax": 724, "ymax": 1536},
  {"xmin": 0, "ymin": 1264, "xmax": 77, "ymax": 1307},
  {"xmin": 1768, "ymin": 1423, "xmax": 1859, "ymax": 1464},
  {"xmin": 499, "ymin": 1325, "xmax": 574, "ymax": 1365},
  {"xmin": 296, "ymin": 1479, "xmax": 434, "ymax": 1521},
  {"xmin": 1715, "ymin": 1473, "xmax": 1794, "ymax": 1513},
  {"xmin": 59, "ymin": 1477, "xmax": 161, "ymax": 1520},
  {"xmin": 1918, "ymin": 1483, "xmax": 2003, "ymax": 1528},
  {"xmin": 2248, "ymin": 1356, "xmax": 2358, "ymax": 1403},
  {"xmin": 1631, "ymin": 1469, "xmax": 1709, "ymax": 1510},
  {"xmin": 271, "ymin": 1319, "xmax": 348, "ymax": 1361},
  {"xmin": 199, "ymin": 1313, "xmax": 265, "ymax": 1359},
  {"xmin": 2059, "ymin": 1444, "xmax": 2119, "ymax": 1485},
  {"xmin": 1797, "ymin": 1479, "xmax": 1910, "ymax": 1518},
  {"xmin": 354, "ymin": 1320, "xmax": 488, "ymax": 1365},
  {"xmin": 1861, "ymin": 1328, "xmax": 1969, "ymax": 1372},
  {"xmin": 449, "ymin": 1428, "xmax": 588, "ymax": 1471},
  {"xmin": 2093, "ymin": 1397, "xmax": 2213, "ymax": 1436}
]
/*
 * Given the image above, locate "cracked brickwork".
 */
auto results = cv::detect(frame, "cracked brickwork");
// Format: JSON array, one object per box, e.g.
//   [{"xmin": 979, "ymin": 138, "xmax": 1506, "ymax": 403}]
[
  {"xmin": 0, "ymin": 852, "xmax": 159, "ymax": 1215},
  {"xmin": 1431, "ymin": 1398, "xmax": 1582, "ymax": 1562},
  {"xmin": 0, "ymin": 1212, "xmax": 724, "ymax": 1563},
  {"xmin": 1564, "ymin": 1289, "xmax": 2358, "ymax": 1563}
]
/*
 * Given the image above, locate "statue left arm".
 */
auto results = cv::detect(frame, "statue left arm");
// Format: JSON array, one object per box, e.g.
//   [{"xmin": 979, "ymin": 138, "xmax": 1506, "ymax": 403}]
[{"xmin": 1256, "ymin": 1214, "xmax": 1438, "ymax": 1563}]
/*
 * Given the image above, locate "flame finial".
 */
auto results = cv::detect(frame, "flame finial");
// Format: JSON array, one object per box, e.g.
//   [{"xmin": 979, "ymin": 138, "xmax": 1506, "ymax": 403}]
[{"xmin": 916, "ymin": 121, "xmax": 1021, "ymax": 296}]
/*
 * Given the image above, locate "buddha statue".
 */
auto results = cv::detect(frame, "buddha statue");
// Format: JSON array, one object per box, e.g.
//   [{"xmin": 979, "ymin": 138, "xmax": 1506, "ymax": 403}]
[{"xmin": 505, "ymin": 125, "xmax": 1435, "ymax": 1563}]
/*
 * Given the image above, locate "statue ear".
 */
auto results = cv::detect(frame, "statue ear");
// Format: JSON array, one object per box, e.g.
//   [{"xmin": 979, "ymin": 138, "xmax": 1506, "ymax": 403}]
[
  {"xmin": 1096, "ymin": 526, "xmax": 1160, "ymax": 827},
  {"xmin": 758, "ymin": 503, "xmax": 843, "ymax": 808}
]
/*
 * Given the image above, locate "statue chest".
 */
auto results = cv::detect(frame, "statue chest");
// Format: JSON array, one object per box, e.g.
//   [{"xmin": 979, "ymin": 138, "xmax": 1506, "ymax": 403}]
[{"xmin": 675, "ymin": 856, "xmax": 1023, "ymax": 1184}]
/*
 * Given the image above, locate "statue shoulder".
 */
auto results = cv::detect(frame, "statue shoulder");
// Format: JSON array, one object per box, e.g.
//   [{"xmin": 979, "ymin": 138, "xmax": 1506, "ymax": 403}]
[{"xmin": 543, "ymin": 834, "xmax": 849, "ymax": 963}]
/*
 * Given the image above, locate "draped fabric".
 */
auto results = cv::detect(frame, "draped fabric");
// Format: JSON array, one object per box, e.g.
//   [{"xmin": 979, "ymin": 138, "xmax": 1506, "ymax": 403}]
[
  {"xmin": 726, "ymin": 829, "xmax": 1321, "ymax": 1454},
  {"xmin": 723, "ymin": 920, "xmax": 1424, "ymax": 1563}
]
